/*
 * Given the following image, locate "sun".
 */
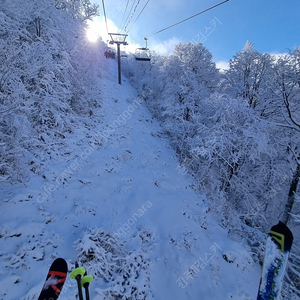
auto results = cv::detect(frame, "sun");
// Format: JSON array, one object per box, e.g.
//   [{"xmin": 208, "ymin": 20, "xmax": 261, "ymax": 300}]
[
  {"xmin": 86, "ymin": 19, "xmax": 102, "ymax": 42},
  {"xmin": 86, "ymin": 18, "xmax": 125, "ymax": 43}
]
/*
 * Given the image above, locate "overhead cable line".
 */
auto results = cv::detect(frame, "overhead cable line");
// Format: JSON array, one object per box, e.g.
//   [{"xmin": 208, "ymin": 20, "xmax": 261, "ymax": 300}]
[
  {"xmin": 101, "ymin": 0, "xmax": 109, "ymax": 34},
  {"xmin": 126, "ymin": 0, "xmax": 151, "ymax": 34},
  {"xmin": 118, "ymin": 0, "xmax": 130, "ymax": 33},
  {"xmin": 145, "ymin": 0, "xmax": 230, "ymax": 39},
  {"xmin": 121, "ymin": 0, "xmax": 137, "ymax": 32},
  {"xmin": 124, "ymin": 0, "xmax": 141, "ymax": 33}
]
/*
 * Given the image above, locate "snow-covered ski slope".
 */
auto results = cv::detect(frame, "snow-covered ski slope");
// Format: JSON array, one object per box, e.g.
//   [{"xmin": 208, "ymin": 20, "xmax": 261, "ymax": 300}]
[{"xmin": 0, "ymin": 60, "xmax": 260, "ymax": 300}]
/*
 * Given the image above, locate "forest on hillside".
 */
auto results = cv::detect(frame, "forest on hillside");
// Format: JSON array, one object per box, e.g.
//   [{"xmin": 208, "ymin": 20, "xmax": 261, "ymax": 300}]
[
  {"xmin": 0, "ymin": 0, "xmax": 105, "ymax": 182},
  {"xmin": 123, "ymin": 42, "xmax": 300, "ymax": 295},
  {"xmin": 1, "ymin": 0, "xmax": 300, "ymax": 297}
]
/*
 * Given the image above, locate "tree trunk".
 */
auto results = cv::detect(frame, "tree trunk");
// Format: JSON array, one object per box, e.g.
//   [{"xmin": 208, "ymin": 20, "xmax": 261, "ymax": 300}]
[{"xmin": 282, "ymin": 164, "xmax": 300, "ymax": 224}]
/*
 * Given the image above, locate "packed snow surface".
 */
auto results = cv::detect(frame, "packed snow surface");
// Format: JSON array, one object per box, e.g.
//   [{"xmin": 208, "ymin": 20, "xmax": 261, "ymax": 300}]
[{"xmin": 0, "ymin": 61, "xmax": 260, "ymax": 300}]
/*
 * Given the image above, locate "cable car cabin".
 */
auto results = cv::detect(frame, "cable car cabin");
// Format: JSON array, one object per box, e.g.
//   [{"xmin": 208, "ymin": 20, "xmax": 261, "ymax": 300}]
[{"xmin": 135, "ymin": 47, "xmax": 151, "ymax": 61}]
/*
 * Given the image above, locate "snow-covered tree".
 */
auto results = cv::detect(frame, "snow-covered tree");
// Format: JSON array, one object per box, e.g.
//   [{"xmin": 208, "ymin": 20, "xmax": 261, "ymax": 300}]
[
  {"xmin": 75, "ymin": 228, "xmax": 154, "ymax": 300},
  {"xmin": 223, "ymin": 41, "xmax": 272, "ymax": 110},
  {"xmin": 124, "ymin": 39, "xmax": 300, "ymax": 299},
  {"xmin": 188, "ymin": 93, "xmax": 289, "ymax": 228},
  {"xmin": 56, "ymin": 0, "xmax": 99, "ymax": 21},
  {"xmin": 0, "ymin": 0, "xmax": 104, "ymax": 181}
]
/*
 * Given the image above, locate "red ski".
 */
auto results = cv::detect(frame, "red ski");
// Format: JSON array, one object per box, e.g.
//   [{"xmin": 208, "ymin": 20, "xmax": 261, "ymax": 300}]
[{"xmin": 38, "ymin": 258, "xmax": 68, "ymax": 300}]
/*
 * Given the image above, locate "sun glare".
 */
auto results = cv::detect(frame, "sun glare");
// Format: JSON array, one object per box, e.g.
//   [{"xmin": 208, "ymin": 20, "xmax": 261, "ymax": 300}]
[
  {"xmin": 86, "ymin": 19, "xmax": 102, "ymax": 42},
  {"xmin": 85, "ymin": 18, "xmax": 141, "ymax": 56},
  {"xmin": 86, "ymin": 18, "xmax": 119, "ymax": 43}
]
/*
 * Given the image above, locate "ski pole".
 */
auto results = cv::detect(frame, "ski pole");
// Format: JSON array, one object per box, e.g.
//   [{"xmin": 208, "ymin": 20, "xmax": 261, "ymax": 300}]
[
  {"xmin": 70, "ymin": 262, "xmax": 85, "ymax": 300},
  {"xmin": 81, "ymin": 272, "xmax": 94, "ymax": 300}
]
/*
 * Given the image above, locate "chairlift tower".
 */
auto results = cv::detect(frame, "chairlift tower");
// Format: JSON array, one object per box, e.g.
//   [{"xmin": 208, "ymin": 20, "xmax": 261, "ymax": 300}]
[{"xmin": 109, "ymin": 33, "xmax": 128, "ymax": 85}]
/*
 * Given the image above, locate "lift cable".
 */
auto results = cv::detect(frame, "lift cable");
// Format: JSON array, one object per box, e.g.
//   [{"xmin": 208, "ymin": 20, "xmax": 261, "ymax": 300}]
[
  {"xmin": 124, "ymin": 0, "xmax": 141, "ymax": 33},
  {"xmin": 118, "ymin": 0, "xmax": 131, "ymax": 33},
  {"xmin": 121, "ymin": 0, "xmax": 137, "ymax": 32},
  {"xmin": 101, "ymin": 0, "xmax": 109, "ymax": 34},
  {"xmin": 144, "ymin": 0, "xmax": 229, "ymax": 39},
  {"xmin": 126, "ymin": 0, "xmax": 151, "ymax": 34}
]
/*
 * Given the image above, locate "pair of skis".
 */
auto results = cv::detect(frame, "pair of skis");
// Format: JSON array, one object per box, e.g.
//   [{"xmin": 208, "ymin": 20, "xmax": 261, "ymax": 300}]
[
  {"xmin": 37, "ymin": 222, "xmax": 293, "ymax": 300},
  {"xmin": 37, "ymin": 259, "xmax": 93, "ymax": 300}
]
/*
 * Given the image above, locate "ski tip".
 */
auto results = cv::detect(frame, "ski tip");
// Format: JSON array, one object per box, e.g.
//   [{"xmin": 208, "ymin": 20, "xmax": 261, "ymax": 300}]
[
  {"xmin": 269, "ymin": 221, "xmax": 293, "ymax": 252},
  {"xmin": 38, "ymin": 258, "xmax": 68, "ymax": 300},
  {"xmin": 50, "ymin": 258, "xmax": 68, "ymax": 272}
]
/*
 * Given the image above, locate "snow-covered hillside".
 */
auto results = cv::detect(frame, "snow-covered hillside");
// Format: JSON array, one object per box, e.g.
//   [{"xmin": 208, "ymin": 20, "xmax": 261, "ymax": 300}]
[{"xmin": 0, "ymin": 60, "xmax": 261, "ymax": 300}]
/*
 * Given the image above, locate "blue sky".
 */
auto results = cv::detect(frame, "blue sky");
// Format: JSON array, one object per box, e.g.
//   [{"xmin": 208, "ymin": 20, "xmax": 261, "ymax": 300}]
[{"xmin": 91, "ymin": 0, "xmax": 300, "ymax": 66}]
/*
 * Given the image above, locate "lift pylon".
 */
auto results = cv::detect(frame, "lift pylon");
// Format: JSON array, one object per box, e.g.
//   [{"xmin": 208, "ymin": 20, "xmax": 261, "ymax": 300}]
[{"xmin": 108, "ymin": 33, "xmax": 128, "ymax": 85}]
